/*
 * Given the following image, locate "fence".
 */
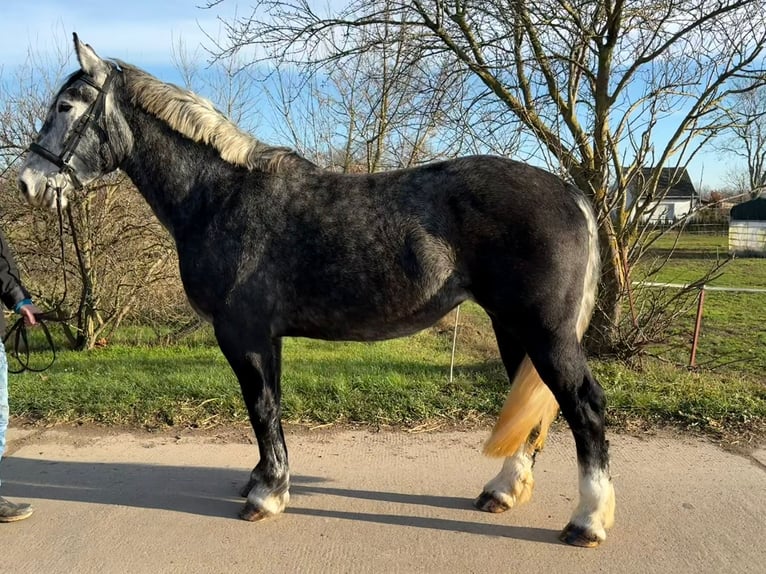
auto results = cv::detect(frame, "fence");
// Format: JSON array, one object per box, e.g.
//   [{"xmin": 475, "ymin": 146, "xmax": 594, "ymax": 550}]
[
  {"xmin": 643, "ymin": 222, "xmax": 729, "ymax": 235},
  {"xmin": 637, "ymin": 281, "xmax": 766, "ymax": 367}
]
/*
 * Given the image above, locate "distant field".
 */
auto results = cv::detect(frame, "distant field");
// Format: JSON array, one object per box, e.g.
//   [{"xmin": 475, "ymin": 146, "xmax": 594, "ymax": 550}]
[
  {"xmin": 643, "ymin": 232, "xmax": 762, "ymax": 287},
  {"xmin": 647, "ymin": 232, "xmax": 729, "ymax": 252},
  {"xmin": 639, "ymin": 231, "xmax": 766, "ymax": 377}
]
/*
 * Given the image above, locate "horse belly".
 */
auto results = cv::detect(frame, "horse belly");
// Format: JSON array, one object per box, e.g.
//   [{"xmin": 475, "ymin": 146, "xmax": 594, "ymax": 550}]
[{"xmin": 286, "ymin": 280, "xmax": 469, "ymax": 342}]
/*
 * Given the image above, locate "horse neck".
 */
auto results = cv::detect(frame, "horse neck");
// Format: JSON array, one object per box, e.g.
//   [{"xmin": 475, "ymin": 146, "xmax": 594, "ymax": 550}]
[{"xmin": 118, "ymin": 104, "xmax": 232, "ymax": 237}]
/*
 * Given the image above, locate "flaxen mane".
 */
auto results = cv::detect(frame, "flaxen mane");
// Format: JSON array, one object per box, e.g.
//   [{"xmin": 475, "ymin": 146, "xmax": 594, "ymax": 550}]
[{"xmin": 118, "ymin": 62, "xmax": 308, "ymax": 173}]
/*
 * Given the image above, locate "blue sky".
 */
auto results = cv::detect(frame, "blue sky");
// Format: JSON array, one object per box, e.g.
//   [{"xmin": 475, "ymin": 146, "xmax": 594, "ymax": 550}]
[
  {"xmin": 0, "ymin": 1, "xmax": 225, "ymax": 73},
  {"xmin": 0, "ymin": 0, "xmax": 732, "ymax": 190}
]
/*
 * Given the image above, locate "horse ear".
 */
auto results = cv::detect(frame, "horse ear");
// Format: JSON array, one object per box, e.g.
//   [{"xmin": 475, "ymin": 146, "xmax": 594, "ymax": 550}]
[{"xmin": 73, "ymin": 33, "xmax": 109, "ymax": 84}]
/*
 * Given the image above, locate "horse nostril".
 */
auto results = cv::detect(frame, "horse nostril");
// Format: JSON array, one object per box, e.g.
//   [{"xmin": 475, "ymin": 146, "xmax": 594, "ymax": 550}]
[{"xmin": 18, "ymin": 178, "xmax": 29, "ymax": 197}]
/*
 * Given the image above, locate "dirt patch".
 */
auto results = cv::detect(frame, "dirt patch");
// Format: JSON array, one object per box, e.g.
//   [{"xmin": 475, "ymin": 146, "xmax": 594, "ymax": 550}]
[{"xmin": 12, "ymin": 412, "xmax": 763, "ymax": 459}]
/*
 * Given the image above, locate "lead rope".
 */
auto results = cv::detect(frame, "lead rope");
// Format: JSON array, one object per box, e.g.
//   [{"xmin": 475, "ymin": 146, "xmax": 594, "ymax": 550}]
[
  {"xmin": 4, "ymin": 186, "xmax": 74, "ymax": 373},
  {"xmin": 3, "ymin": 315, "xmax": 56, "ymax": 374}
]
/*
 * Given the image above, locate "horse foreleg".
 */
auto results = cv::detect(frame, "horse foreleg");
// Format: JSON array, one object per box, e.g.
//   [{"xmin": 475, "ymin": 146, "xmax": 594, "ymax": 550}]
[{"xmin": 216, "ymin": 326, "xmax": 289, "ymax": 521}]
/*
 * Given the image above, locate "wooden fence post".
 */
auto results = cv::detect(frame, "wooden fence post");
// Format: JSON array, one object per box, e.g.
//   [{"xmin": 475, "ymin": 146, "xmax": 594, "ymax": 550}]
[{"xmin": 689, "ymin": 286, "xmax": 706, "ymax": 368}]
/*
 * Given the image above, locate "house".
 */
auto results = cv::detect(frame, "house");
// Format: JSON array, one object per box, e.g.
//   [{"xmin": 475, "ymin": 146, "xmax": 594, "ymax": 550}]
[
  {"xmin": 626, "ymin": 167, "xmax": 700, "ymax": 223},
  {"xmin": 729, "ymin": 196, "xmax": 766, "ymax": 256}
]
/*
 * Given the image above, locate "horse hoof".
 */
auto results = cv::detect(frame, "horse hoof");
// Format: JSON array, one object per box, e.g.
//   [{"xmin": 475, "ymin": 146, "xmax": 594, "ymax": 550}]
[
  {"xmin": 559, "ymin": 522, "xmax": 604, "ymax": 548},
  {"xmin": 239, "ymin": 502, "xmax": 273, "ymax": 522},
  {"xmin": 474, "ymin": 491, "xmax": 511, "ymax": 513}
]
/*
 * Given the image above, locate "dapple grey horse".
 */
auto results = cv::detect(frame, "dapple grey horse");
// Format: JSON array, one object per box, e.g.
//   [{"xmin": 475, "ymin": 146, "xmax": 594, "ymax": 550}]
[{"xmin": 18, "ymin": 35, "xmax": 614, "ymax": 547}]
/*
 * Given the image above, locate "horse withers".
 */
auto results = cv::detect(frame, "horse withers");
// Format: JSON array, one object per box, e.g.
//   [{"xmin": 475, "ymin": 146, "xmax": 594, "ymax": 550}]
[{"xmin": 17, "ymin": 34, "xmax": 615, "ymax": 547}]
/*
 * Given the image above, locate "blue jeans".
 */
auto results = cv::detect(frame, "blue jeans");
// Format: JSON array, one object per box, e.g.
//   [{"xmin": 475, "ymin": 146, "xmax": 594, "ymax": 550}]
[{"xmin": 0, "ymin": 340, "xmax": 8, "ymax": 487}]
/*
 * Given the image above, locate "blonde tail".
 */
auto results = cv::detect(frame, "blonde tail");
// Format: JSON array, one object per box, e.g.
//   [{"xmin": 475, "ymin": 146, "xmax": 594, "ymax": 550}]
[{"xmin": 483, "ymin": 356, "xmax": 559, "ymax": 457}]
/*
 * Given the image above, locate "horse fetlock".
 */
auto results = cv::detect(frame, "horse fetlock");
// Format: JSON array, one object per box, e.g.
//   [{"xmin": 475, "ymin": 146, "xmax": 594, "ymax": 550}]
[
  {"xmin": 240, "ymin": 487, "xmax": 290, "ymax": 522},
  {"xmin": 560, "ymin": 469, "xmax": 615, "ymax": 547},
  {"xmin": 475, "ymin": 472, "xmax": 534, "ymax": 513},
  {"xmin": 240, "ymin": 464, "xmax": 290, "ymax": 496},
  {"xmin": 601, "ymin": 479, "xmax": 616, "ymax": 530},
  {"xmin": 239, "ymin": 477, "xmax": 257, "ymax": 498},
  {"xmin": 476, "ymin": 449, "xmax": 535, "ymax": 513}
]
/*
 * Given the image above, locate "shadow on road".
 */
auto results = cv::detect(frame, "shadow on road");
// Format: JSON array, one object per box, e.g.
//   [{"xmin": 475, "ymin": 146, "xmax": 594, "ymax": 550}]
[
  {"xmin": 288, "ymin": 507, "xmax": 559, "ymax": 544},
  {"xmin": 1, "ymin": 456, "xmax": 560, "ymax": 545}
]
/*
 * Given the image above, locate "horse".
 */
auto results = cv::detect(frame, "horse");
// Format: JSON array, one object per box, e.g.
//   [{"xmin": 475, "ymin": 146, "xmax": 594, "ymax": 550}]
[{"xmin": 17, "ymin": 35, "xmax": 615, "ymax": 547}]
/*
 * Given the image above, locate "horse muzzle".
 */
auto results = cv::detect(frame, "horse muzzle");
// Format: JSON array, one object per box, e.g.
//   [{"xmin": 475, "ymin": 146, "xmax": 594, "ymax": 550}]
[{"xmin": 17, "ymin": 169, "xmax": 70, "ymax": 209}]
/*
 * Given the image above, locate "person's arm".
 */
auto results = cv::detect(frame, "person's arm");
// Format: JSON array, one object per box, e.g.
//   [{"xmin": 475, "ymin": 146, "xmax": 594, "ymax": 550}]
[{"xmin": 0, "ymin": 228, "xmax": 39, "ymax": 325}]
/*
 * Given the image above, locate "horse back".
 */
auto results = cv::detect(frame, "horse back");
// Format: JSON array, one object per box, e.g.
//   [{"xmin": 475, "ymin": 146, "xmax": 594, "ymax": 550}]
[{"xmin": 179, "ymin": 155, "xmax": 592, "ymax": 338}]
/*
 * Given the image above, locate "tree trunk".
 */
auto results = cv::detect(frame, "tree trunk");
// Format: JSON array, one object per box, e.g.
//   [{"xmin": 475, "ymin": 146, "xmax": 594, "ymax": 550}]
[{"xmin": 585, "ymin": 224, "xmax": 625, "ymax": 355}]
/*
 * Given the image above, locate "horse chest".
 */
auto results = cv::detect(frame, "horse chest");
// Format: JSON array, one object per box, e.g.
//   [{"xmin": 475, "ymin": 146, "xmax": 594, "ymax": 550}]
[{"xmin": 175, "ymin": 243, "xmax": 236, "ymax": 313}]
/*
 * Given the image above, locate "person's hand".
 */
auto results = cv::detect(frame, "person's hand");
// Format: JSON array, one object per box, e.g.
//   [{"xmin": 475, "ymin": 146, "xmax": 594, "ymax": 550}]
[{"xmin": 18, "ymin": 302, "xmax": 41, "ymax": 326}]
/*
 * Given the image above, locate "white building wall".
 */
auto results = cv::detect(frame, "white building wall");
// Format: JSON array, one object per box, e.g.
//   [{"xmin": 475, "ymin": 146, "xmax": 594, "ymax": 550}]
[
  {"xmin": 668, "ymin": 199, "xmax": 695, "ymax": 220},
  {"xmin": 729, "ymin": 221, "xmax": 766, "ymax": 255},
  {"xmin": 642, "ymin": 199, "xmax": 696, "ymax": 222}
]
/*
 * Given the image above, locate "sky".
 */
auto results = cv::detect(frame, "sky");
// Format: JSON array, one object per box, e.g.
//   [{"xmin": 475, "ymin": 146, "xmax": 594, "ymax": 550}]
[
  {"xmin": 0, "ymin": 1, "xmax": 226, "ymax": 71},
  {"xmin": 0, "ymin": 0, "xmax": 734, "ymax": 190}
]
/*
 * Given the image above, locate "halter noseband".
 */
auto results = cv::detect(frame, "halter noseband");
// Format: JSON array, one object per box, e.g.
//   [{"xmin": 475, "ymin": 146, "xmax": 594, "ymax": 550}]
[{"xmin": 28, "ymin": 68, "xmax": 119, "ymax": 191}]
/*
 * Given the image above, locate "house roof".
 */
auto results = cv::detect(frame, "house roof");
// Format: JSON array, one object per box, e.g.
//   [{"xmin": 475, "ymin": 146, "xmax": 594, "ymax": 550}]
[
  {"xmin": 631, "ymin": 167, "xmax": 699, "ymax": 200},
  {"xmin": 730, "ymin": 196, "xmax": 766, "ymax": 221}
]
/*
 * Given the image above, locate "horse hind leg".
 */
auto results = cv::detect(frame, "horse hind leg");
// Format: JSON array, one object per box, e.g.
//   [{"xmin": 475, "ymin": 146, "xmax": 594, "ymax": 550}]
[
  {"xmin": 475, "ymin": 352, "xmax": 560, "ymax": 513},
  {"xmin": 527, "ymin": 333, "xmax": 615, "ymax": 547},
  {"xmin": 475, "ymin": 321, "xmax": 559, "ymax": 512}
]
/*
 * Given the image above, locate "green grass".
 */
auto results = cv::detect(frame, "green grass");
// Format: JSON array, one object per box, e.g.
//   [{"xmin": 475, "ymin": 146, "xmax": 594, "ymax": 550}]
[
  {"xmin": 8, "ymin": 307, "xmax": 765, "ymax": 443},
  {"xmin": 647, "ymin": 232, "xmax": 729, "ymax": 252},
  {"xmin": 592, "ymin": 361, "xmax": 765, "ymax": 436},
  {"xmin": 9, "ymin": 322, "xmax": 507, "ymax": 429}
]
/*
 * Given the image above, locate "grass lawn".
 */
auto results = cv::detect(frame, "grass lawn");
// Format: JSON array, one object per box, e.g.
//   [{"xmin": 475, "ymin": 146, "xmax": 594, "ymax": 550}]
[{"xmin": 9, "ymin": 319, "xmax": 508, "ymax": 429}]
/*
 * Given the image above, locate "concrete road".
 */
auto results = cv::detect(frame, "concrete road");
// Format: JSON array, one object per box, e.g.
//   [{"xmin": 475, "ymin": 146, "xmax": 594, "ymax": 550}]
[{"xmin": 1, "ymin": 425, "xmax": 764, "ymax": 574}]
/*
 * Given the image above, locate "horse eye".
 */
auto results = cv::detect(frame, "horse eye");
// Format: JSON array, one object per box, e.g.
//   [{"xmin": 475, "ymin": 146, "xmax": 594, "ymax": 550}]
[{"xmin": 58, "ymin": 102, "xmax": 73, "ymax": 113}]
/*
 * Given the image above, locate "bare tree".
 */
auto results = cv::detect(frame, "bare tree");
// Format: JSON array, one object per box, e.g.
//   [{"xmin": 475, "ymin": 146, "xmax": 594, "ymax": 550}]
[
  {"xmin": 259, "ymin": 17, "xmax": 496, "ymax": 172},
  {"xmin": 721, "ymin": 84, "xmax": 766, "ymax": 198},
  {"xmin": 208, "ymin": 0, "xmax": 766, "ymax": 352},
  {"xmin": 171, "ymin": 34, "xmax": 263, "ymax": 128}
]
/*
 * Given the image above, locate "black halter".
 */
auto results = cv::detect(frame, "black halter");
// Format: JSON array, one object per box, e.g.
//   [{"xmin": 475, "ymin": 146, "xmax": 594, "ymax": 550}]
[{"xmin": 28, "ymin": 68, "xmax": 119, "ymax": 190}]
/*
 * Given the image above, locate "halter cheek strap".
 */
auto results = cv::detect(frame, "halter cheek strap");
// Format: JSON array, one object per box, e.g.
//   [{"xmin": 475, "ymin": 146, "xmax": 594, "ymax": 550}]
[{"xmin": 28, "ymin": 68, "xmax": 119, "ymax": 191}]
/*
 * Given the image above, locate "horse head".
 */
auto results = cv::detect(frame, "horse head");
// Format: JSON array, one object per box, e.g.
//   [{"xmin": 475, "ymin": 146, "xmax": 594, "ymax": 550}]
[{"xmin": 18, "ymin": 34, "xmax": 130, "ymax": 209}]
